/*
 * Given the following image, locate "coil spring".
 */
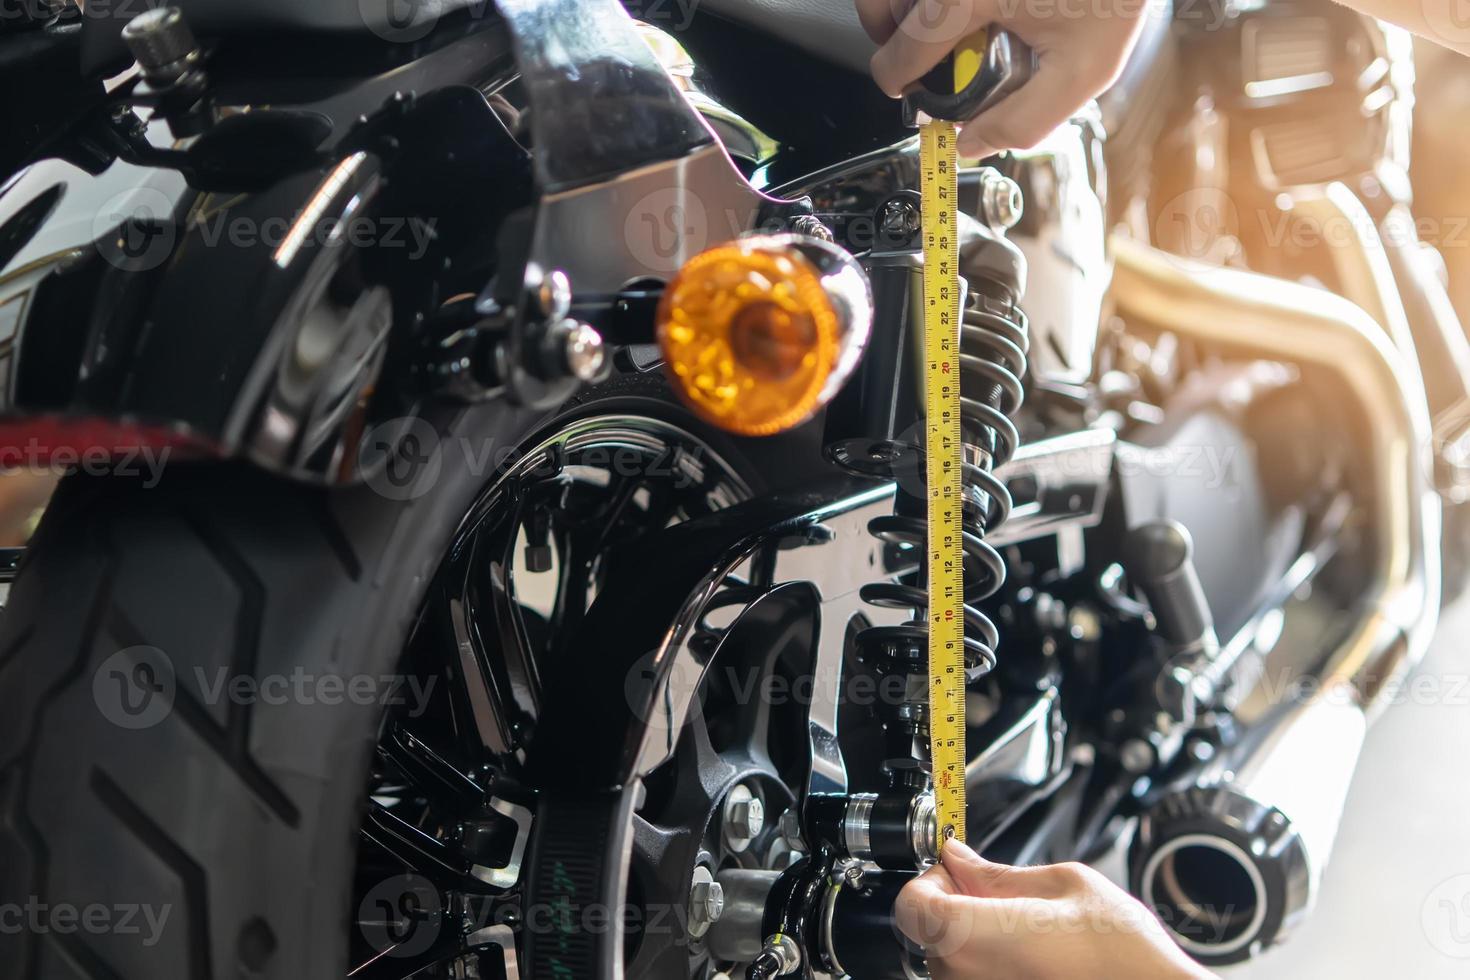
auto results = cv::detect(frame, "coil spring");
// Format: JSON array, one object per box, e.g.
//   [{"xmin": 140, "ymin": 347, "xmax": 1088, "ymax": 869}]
[{"xmin": 855, "ymin": 292, "xmax": 1029, "ymax": 693}]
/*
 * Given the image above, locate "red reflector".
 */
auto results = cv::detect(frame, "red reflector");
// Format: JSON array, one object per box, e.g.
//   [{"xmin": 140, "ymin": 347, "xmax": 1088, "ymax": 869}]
[{"xmin": 0, "ymin": 417, "xmax": 218, "ymax": 472}]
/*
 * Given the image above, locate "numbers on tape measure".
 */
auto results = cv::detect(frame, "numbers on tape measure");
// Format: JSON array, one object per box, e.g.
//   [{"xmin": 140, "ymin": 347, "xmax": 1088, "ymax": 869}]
[{"xmin": 920, "ymin": 120, "xmax": 968, "ymax": 850}]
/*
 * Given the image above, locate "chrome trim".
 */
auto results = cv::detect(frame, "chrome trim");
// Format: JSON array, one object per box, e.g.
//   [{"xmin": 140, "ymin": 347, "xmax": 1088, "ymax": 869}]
[
  {"xmin": 843, "ymin": 793, "xmax": 876, "ymax": 859},
  {"xmin": 1141, "ymin": 833, "xmax": 1271, "ymax": 959},
  {"xmin": 964, "ymin": 691, "xmax": 1060, "ymax": 790},
  {"xmin": 469, "ymin": 797, "xmax": 533, "ymax": 889},
  {"xmin": 533, "ymin": 143, "xmax": 777, "ymax": 293},
  {"xmin": 466, "ymin": 924, "xmax": 520, "ymax": 980},
  {"xmin": 628, "ymin": 483, "xmax": 907, "ymax": 793}
]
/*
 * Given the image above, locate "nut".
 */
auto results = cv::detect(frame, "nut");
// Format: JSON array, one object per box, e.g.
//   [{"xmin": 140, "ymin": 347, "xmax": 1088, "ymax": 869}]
[{"xmin": 979, "ymin": 170, "xmax": 1024, "ymax": 231}]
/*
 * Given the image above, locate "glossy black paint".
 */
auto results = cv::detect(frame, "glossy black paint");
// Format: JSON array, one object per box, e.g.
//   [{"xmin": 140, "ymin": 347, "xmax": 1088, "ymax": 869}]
[
  {"xmin": 497, "ymin": 0, "xmax": 713, "ymax": 191},
  {"xmin": 0, "ymin": 0, "xmax": 827, "ymax": 483},
  {"xmin": 522, "ymin": 478, "xmax": 875, "ymax": 789},
  {"xmin": 0, "ymin": 22, "xmax": 530, "ymax": 479}
]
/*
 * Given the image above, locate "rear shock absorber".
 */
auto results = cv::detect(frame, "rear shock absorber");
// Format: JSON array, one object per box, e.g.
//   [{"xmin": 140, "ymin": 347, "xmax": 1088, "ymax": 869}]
[
  {"xmin": 826, "ymin": 185, "xmax": 1030, "ymax": 804},
  {"xmin": 733, "ymin": 182, "xmax": 1030, "ymax": 980}
]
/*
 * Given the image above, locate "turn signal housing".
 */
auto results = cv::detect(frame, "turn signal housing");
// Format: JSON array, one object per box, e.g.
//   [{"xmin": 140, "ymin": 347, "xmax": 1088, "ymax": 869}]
[{"xmin": 657, "ymin": 234, "xmax": 872, "ymax": 436}]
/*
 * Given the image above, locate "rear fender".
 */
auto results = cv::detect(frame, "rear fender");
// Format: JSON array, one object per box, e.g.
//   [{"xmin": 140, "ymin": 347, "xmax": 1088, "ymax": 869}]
[{"xmin": 0, "ymin": 76, "xmax": 531, "ymax": 484}]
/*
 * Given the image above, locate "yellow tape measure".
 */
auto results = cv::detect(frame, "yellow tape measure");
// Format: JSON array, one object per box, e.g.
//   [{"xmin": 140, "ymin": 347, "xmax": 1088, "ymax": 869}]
[{"xmin": 919, "ymin": 118, "xmax": 966, "ymax": 851}]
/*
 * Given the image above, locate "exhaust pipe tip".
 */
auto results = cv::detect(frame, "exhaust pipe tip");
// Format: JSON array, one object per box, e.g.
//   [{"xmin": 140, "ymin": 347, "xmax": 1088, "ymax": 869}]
[{"xmin": 1129, "ymin": 787, "xmax": 1311, "ymax": 965}]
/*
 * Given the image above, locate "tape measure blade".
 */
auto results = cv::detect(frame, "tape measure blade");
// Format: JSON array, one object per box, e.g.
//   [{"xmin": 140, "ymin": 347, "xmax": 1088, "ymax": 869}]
[{"xmin": 919, "ymin": 122, "xmax": 967, "ymax": 849}]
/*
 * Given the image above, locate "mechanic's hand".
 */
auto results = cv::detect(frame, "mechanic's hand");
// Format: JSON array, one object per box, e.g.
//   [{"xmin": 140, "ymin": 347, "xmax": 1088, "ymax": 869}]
[
  {"xmin": 855, "ymin": 0, "xmax": 1146, "ymax": 157},
  {"xmin": 894, "ymin": 840, "xmax": 1215, "ymax": 980}
]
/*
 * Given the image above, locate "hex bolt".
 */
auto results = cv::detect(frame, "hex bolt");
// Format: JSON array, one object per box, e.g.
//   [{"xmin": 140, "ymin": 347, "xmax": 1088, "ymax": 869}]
[
  {"xmin": 777, "ymin": 809, "xmax": 805, "ymax": 852},
  {"xmin": 687, "ymin": 866, "xmax": 723, "ymax": 939},
  {"xmin": 692, "ymin": 881, "xmax": 724, "ymax": 926},
  {"xmin": 979, "ymin": 170, "xmax": 1024, "ymax": 230},
  {"xmin": 723, "ymin": 784, "xmax": 764, "ymax": 851},
  {"xmin": 731, "ymin": 797, "xmax": 764, "ymax": 839}
]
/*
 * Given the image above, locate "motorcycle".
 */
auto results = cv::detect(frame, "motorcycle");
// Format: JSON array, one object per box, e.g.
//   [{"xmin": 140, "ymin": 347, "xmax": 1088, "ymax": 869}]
[{"xmin": 0, "ymin": 0, "xmax": 1455, "ymax": 977}]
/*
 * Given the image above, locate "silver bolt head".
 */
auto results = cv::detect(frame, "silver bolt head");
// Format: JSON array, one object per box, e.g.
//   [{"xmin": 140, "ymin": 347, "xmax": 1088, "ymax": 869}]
[
  {"xmin": 730, "ymin": 797, "xmax": 764, "ymax": 840},
  {"xmin": 563, "ymin": 321, "xmax": 606, "ymax": 382},
  {"xmin": 691, "ymin": 880, "xmax": 725, "ymax": 923},
  {"xmin": 980, "ymin": 171, "xmax": 1024, "ymax": 230}
]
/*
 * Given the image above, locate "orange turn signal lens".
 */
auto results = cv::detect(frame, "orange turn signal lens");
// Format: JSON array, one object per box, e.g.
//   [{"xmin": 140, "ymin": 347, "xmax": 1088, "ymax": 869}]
[{"xmin": 657, "ymin": 235, "xmax": 871, "ymax": 436}]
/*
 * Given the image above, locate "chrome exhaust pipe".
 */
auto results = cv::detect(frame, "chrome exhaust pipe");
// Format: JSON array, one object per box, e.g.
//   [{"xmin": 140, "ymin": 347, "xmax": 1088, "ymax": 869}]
[
  {"xmin": 1130, "ymin": 693, "xmax": 1366, "ymax": 963},
  {"xmin": 1111, "ymin": 238, "xmax": 1441, "ymax": 963}
]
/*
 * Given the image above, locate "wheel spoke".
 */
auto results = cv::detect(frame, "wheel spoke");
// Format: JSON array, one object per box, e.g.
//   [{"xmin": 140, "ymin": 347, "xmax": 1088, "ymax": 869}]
[
  {"xmin": 361, "ymin": 801, "xmax": 470, "ymax": 883},
  {"xmin": 351, "ymin": 418, "xmax": 763, "ymax": 980},
  {"xmin": 378, "ymin": 724, "xmax": 486, "ymax": 815}
]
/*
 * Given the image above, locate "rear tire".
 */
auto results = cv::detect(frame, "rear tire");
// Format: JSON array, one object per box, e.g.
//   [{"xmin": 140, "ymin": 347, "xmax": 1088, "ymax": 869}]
[{"xmin": 0, "ymin": 386, "xmax": 802, "ymax": 979}]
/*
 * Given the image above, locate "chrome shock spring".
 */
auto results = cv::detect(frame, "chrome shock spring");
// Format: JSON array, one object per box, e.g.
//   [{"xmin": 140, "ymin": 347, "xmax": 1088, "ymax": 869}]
[{"xmin": 853, "ymin": 288, "xmax": 1029, "ymax": 784}]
